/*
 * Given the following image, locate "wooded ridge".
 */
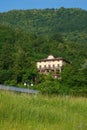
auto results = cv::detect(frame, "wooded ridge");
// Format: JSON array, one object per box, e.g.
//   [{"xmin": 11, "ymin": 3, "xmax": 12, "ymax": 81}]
[{"xmin": 0, "ymin": 8, "xmax": 87, "ymax": 96}]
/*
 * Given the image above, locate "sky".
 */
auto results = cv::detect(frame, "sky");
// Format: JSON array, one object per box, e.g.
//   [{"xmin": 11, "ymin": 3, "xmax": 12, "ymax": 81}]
[{"xmin": 0, "ymin": 0, "xmax": 87, "ymax": 12}]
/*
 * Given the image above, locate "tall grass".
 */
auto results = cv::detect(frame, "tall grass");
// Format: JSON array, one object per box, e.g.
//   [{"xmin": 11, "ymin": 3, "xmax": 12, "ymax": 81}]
[{"xmin": 0, "ymin": 91, "xmax": 87, "ymax": 130}]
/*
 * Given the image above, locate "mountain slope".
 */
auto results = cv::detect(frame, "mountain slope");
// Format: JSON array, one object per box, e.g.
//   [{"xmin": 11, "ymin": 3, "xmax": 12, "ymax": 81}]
[{"xmin": 0, "ymin": 7, "xmax": 87, "ymax": 34}]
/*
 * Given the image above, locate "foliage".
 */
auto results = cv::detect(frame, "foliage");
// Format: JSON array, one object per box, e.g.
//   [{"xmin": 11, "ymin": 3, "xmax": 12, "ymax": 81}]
[
  {"xmin": 0, "ymin": 8, "xmax": 87, "ymax": 34},
  {"xmin": 0, "ymin": 8, "xmax": 87, "ymax": 95},
  {"xmin": 0, "ymin": 8, "xmax": 87, "ymax": 44}
]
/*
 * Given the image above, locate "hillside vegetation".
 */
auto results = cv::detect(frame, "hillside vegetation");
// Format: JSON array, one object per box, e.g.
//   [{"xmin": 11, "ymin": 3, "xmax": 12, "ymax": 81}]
[
  {"xmin": 0, "ymin": 8, "xmax": 87, "ymax": 33},
  {"xmin": 0, "ymin": 7, "xmax": 87, "ymax": 43},
  {"xmin": 0, "ymin": 8, "xmax": 87, "ymax": 96}
]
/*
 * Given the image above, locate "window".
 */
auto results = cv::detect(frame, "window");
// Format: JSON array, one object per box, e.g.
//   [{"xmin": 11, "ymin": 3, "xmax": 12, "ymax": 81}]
[
  {"xmin": 58, "ymin": 64, "xmax": 60, "ymax": 67},
  {"xmin": 48, "ymin": 64, "xmax": 51, "ymax": 68},
  {"xmin": 53, "ymin": 64, "xmax": 55, "ymax": 68},
  {"xmin": 39, "ymin": 65, "xmax": 41, "ymax": 69},
  {"xmin": 44, "ymin": 65, "xmax": 46, "ymax": 68}
]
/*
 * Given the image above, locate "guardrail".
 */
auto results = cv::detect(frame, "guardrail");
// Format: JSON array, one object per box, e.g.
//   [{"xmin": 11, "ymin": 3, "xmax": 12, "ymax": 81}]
[{"xmin": 0, "ymin": 85, "xmax": 38, "ymax": 94}]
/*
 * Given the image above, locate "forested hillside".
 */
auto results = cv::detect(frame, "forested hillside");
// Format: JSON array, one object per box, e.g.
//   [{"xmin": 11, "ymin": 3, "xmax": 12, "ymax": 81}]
[
  {"xmin": 0, "ymin": 7, "xmax": 87, "ymax": 43},
  {"xmin": 0, "ymin": 8, "xmax": 87, "ymax": 96},
  {"xmin": 0, "ymin": 7, "xmax": 87, "ymax": 33}
]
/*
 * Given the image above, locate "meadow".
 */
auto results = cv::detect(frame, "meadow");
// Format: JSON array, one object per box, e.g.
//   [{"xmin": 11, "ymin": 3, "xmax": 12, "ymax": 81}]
[{"xmin": 0, "ymin": 91, "xmax": 87, "ymax": 130}]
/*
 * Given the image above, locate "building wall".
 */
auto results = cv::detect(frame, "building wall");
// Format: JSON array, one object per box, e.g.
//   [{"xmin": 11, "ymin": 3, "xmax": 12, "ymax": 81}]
[
  {"xmin": 37, "ymin": 60, "xmax": 64, "ymax": 70},
  {"xmin": 36, "ymin": 55, "xmax": 69, "ymax": 79}
]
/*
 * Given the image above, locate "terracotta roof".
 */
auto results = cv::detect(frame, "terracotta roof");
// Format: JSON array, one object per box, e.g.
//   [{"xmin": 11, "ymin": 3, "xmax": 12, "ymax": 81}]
[
  {"xmin": 38, "ymin": 57, "xmax": 64, "ymax": 62},
  {"xmin": 37, "ymin": 55, "xmax": 70, "ymax": 64}
]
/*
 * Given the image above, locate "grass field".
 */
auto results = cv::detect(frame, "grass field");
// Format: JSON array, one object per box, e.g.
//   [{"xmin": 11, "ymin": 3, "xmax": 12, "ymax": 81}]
[{"xmin": 0, "ymin": 91, "xmax": 87, "ymax": 130}]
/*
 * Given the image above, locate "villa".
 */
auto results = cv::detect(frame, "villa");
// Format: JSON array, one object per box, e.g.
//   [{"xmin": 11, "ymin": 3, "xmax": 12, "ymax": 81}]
[{"xmin": 36, "ymin": 55, "xmax": 70, "ymax": 79}]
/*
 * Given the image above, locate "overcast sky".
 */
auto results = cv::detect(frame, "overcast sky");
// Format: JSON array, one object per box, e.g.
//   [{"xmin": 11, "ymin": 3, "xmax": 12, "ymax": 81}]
[{"xmin": 0, "ymin": 0, "xmax": 87, "ymax": 12}]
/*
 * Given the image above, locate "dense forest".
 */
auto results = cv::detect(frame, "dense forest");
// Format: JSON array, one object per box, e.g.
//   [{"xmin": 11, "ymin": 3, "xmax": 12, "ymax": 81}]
[{"xmin": 0, "ymin": 8, "xmax": 87, "ymax": 96}]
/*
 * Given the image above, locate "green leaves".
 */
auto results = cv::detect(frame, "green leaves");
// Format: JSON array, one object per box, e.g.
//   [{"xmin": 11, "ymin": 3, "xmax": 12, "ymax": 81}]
[
  {"xmin": 0, "ymin": 8, "xmax": 87, "ymax": 34},
  {"xmin": 0, "ymin": 8, "xmax": 87, "ymax": 96}
]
